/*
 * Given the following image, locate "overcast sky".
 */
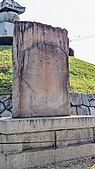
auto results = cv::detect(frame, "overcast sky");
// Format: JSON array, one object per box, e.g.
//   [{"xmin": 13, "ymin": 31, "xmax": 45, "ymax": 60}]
[{"xmin": 2, "ymin": 0, "xmax": 95, "ymax": 64}]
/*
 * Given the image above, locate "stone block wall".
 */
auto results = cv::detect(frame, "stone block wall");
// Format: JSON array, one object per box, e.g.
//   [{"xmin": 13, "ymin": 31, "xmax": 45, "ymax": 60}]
[
  {"xmin": 70, "ymin": 93, "xmax": 95, "ymax": 115},
  {"xmin": 0, "ymin": 93, "xmax": 95, "ymax": 117},
  {"xmin": 0, "ymin": 94, "xmax": 12, "ymax": 117}
]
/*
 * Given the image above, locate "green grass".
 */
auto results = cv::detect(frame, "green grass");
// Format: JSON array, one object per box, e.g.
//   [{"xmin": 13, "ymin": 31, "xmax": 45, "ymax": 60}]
[
  {"xmin": 0, "ymin": 46, "xmax": 95, "ymax": 94},
  {"xmin": 0, "ymin": 46, "xmax": 13, "ymax": 94},
  {"xmin": 69, "ymin": 57, "xmax": 95, "ymax": 94}
]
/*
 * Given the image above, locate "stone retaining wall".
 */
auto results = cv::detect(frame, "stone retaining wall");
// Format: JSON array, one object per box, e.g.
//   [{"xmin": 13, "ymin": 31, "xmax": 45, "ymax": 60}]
[
  {"xmin": 0, "ymin": 93, "xmax": 95, "ymax": 117},
  {"xmin": 0, "ymin": 94, "xmax": 12, "ymax": 117},
  {"xmin": 70, "ymin": 93, "xmax": 95, "ymax": 115}
]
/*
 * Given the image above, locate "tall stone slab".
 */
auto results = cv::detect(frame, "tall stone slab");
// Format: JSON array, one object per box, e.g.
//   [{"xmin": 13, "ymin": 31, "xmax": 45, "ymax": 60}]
[{"xmin": 12, "ymin": 21, "xmax": 69, "ymax": 117}]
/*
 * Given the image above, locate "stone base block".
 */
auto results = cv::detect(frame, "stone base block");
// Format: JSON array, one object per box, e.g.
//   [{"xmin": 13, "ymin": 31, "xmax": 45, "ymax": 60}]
[
  {"xmin": 1, "ymin": 144, "xmax": 95, "ymax": 169},
  {"xmin": 0, "ymin": 116, "xmax": 95, "ymax": 168}
]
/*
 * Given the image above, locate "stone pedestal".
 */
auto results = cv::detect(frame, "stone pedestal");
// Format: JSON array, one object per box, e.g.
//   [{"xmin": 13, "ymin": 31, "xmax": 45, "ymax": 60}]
[
  {"xmin": 0, "ymin": 116, "xmax": 95, "ymax": 169},
  {"xmin": 12, "ymin": 21, "xmax": 69, "ymax": 117}
]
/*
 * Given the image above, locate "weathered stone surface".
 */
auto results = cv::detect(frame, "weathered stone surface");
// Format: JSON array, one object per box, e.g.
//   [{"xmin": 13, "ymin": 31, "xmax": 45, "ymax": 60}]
[
  {"xmin": 1, "ymin": 93, "xmax": 95, "ymax": 116},
  {"xmin": 2, "ymin": 144, "xmax": 95, "ymax": 169},
  {"xmin": 88, "ymin": 94, "xmax": 95, "ymax": 101},
  {"xmin": 4, "ymin": 99, "xmax": 12, "ymax": 110},
  {"xmin": 1, "ymin": 110, "xmax": 12, "ymax": 117},
  {"xmin": 81, "ymin": 94, "xmax": 89, "ymax": 106},
  {"xmin": 1, "ymin": 131, "xmax": 55, "ymax": 155},
  {"xmin": 0, "ymin": 116, "xmax": 95, "ymax": 169},
  {"xmin": 57, "ymin": 128, "xmax": 93, "ymax": 147},
  {"xmin": 69, "ymin": 93, "xmax": 95, "ymax": 115},
  {"xmin": 70, "ymin": 106, "xmax": 77, "ymax": 115},
  {"xmin": 0, "ymin": 153, "xmax": 5, "ymax": 169},
  {"xmin": 1, "ymin": 116, "xmax": 95, "ymax": 134},
  {"xmin": 77, "ymin": 106, "xmax": 90, "ymax": 115},
  {"xmin": 90, "ymin": 100, "xmax": 95, "ymax": 107},
  {"xmin": 0, "ymin": 12, "xmax": 20, "ymax": 23},
  {"xmin": 1, "ymin": 134, "xmax": 22, "ymax": 154},
  {"xmin": 12, "ymin": 21, "xmax": 69, "ymax": 117},
  {"xmin": 0, "ymin": 94, "xmax": 12, "ymax": 117},
  {"xmin": 69, "ymin": 93, "xmax": 82, "ymax": 106},
  {"xmin": 0, "ymin": 95, "xmax": 10, "ymax": 102},
  {"xmin": 0, "ymin": 102, "xmax": 4, "ymax": 113},
  {"xmin": 56, "ymin": 130, "xmax": 68, "ymax": 147},
  {"xmin": 89, "ymin": 107, "xmax": 95, "ymax": 115},
  {"xmin": 0, "ymin": 0, "xmax": 25, "ymax": 37},
  {"xmin": 0, "ymin": 0, "xmax": 25, "ymax": 15},
  {"xmin": 0, "ymin": 135, "xmax": 2, "ymax": 153},
  {"xmin": 22, "ymin": 131, "xmax": 55, "ymax": 152}
]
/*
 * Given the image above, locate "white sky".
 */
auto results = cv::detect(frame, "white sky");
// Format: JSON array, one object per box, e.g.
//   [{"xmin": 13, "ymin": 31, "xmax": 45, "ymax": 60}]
[{"xmin": 2, "ymin": 0, "xmax": 95, "ymax": 64}]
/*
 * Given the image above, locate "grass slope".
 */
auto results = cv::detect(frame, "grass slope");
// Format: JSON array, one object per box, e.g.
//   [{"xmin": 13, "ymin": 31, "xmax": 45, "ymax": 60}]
[
  {"xmin": 0, "ymin": 46, "xmax": 95, "ymax": 94},
  {"xmin": 69, "ymin": 57, "xmax": 95, "ymax": 94}
]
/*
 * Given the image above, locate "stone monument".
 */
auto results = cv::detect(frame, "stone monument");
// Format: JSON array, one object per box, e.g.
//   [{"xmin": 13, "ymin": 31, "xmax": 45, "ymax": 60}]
[
  {"xmin": 12, "ymin": 21, "xmax": 70, "ymax": 117},
  {"xmin": 0, "ymin": 0, "xmax": 25, "ymax": 36},
  {"xmin": 1, "ymin": 21, "xmax": 95, "ymax": 169}
]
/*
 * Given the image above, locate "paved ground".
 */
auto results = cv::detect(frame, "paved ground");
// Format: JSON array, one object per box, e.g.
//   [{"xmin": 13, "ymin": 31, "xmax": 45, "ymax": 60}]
[{"xmin": 35, "ymin": 157, "xmax": 95, "ymax": 169}]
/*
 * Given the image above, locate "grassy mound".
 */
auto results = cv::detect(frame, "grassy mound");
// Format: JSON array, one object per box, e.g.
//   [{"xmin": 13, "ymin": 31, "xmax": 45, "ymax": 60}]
[{"xmin": 0, "ymin": 46, "xmax": 95, "ymax": 94}]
